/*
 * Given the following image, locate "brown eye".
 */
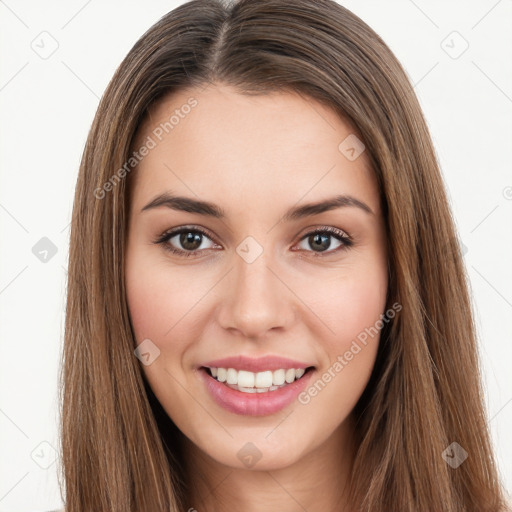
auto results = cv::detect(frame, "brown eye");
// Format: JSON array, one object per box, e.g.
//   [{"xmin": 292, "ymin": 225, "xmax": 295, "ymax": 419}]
[
  {"xmin": 154, "ymin": 226, "xmax": 218, "ymax": 257},
  {"xmin": 295, "ymin": 227, "xmax": 352, "ymax": 256},
  {"xmin": 307, "ymin": 233, "xmax": 333, "ymax": 252},
  {"xmin": 179, "ymin": 231, "xmax": 204, "ymax": 251}
]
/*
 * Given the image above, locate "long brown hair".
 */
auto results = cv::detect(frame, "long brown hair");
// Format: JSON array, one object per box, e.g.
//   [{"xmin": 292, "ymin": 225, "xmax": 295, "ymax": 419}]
[{"xmin": 60, "ymin": 0, "xmax": 509, "ymax": 510}]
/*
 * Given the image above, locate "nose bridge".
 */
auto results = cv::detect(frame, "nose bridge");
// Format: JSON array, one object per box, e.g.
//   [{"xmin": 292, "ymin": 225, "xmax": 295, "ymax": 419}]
[{"xmin": 218, "ymin": 240, "xmax": 293, "ymax": 338}]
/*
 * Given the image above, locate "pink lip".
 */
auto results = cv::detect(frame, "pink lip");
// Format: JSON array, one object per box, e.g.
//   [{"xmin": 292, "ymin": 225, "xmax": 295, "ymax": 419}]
[
  {"xmin": 196, "ymin": 366, "xmax": 315, "ymax": 416},
  {"xmin": 200, "ymin": 355, "xmax": 312, "ymax": 372}
]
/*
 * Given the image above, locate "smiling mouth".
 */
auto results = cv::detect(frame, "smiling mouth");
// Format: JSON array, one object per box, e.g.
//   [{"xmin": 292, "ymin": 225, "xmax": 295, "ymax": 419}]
[{"xmin": 202, "ymin": 366, "xmax": 315, "ymax": 394}]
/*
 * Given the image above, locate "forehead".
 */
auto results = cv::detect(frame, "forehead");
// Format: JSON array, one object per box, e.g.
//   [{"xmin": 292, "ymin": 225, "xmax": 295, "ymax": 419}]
[{"xmin": 130, "ymin": 83, "xmax": 378, "ymax": 215}]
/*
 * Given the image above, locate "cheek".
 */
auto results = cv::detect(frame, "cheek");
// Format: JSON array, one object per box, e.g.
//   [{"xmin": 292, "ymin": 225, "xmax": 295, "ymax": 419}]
[
  {"xmin": 125, "ymin": 250, "xmax": 201, "ymax": 345},
  {"xmin": 294, "ymin": 274, "xmax": 387, "ymax": 435},
  {"xmin": 126, "ymin": 263, "xmax": 173, "ymax": 343},
  {"xmin": 300, "ymin": 258, "xmax": 388, "ymax": 401},
  {"xmin": 125, "ymin": 248, "xmax": 221, "ymax": 384},
  {"xmin": 335, "ymin": 276, "xmax": 387, "ymax": 344},
  {"xmin": 306, "ymin": 261, "xmax": 388, "ymax": 353}
]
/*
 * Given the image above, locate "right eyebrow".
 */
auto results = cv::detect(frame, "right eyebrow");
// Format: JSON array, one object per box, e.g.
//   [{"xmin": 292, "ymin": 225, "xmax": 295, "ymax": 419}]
[{"xmin": 141, "ymin": 192, "xmax": 225, "ymax": 218}]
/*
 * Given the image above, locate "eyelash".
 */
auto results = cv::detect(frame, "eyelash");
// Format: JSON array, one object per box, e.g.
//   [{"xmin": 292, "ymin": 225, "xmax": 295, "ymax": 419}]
[{"xmin": 153, "ymin": 225, "xmax": 353, "ymax": 259}]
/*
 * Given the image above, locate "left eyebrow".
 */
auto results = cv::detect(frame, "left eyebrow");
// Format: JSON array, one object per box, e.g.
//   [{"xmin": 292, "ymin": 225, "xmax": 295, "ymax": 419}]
[
  {"xmin": 281, "ymin": 194, "xmax": 374, "ymax": 221},
  {"xmin": 140, "ymin": 191, "xmax": 374, "ymax": 218}
]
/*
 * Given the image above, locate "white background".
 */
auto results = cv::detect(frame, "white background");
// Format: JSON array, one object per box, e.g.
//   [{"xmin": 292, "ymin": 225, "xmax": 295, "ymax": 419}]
[{"xmin": 0, "ymin": 1, "xmax": 511, "ymax": 510}]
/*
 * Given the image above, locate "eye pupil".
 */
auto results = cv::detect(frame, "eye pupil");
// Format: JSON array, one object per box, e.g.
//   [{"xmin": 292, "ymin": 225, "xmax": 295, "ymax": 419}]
[
  {"xmin": 309, "ymin": 233, "xmax": 331, "ymax": 252},
  {"xmin": 180, "ymin": 231, "xmax": 202, "ymax": 250}
]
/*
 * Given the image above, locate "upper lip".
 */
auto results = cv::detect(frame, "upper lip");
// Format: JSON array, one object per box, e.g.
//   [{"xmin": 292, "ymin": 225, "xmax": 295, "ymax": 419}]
[{"xmin": 200, "ymin": 355, "xmax": 314, "ymax": 373}]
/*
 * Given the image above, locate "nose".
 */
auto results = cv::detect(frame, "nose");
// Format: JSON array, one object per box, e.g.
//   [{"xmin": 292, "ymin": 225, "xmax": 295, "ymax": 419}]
[{"xmin": 217, "ymin": 248, "xmax": 296, "ymax": 339}]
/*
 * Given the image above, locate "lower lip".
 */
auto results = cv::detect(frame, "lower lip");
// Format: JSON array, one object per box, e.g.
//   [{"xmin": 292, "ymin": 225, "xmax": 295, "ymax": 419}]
[{"xmin": 197, "ymin": 367, "xmax": 315, "ymax": 416}]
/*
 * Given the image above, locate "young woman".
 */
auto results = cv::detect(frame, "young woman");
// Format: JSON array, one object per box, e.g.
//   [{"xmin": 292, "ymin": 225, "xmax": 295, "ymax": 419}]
[{"xmin": 59, "ymin": 0, "xmax": 511, "ymax": 510}]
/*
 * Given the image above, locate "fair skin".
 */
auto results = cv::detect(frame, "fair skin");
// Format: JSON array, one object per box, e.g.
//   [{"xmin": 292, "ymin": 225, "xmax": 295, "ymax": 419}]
[{"xmin": 125, "ymin": 83, "xmax": 388, "ymax": 512}]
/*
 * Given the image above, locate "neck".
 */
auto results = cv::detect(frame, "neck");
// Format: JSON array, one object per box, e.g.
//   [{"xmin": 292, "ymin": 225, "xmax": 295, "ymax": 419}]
[{"xmin": 181, "ymin": 414, "xmax": 357, "ymax": 512}]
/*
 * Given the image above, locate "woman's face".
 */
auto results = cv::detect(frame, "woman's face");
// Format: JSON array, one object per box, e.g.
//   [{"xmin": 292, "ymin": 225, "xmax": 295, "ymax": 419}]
[{"xmin": 125, "ymin": 83, "xmax": 388, "ymax": 470}]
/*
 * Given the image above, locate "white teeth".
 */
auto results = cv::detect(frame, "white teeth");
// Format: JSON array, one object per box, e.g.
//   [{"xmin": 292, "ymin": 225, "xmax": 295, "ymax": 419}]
[
  {"xmin": 217, "ymin": 367, "xmax": 227, "ymax": 382},
  {"xmin": 226, "ymin": 368, "xmax": 238, "ymax": 385},
  {"xmin": 226, "ymin": 383, "xmax": 283, "ymax": 393},
  {"xmin": 272, "ymin": 369, "xmax": 285, "ymax": 385},
  {"xmin": 207, "ymin": 366, "xmax": 309, "ymax": 393},
  {"xmin": 285, "ymin": 368, "xmax": 295, "ymax": 383},
  {"xmin": 255, "ymin": 370, "xmax": 273, "ymax": 388},
  {"xmin": 237, "ymin": 370, "xmax": 255, "ymax": 388},
  {"xmin": 238, "ymin": 386, "xmax": 257, "ymax": 393},
  {"xmin": 295, "ymin": 368, "xmax": 305, "ymax": 379}
]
